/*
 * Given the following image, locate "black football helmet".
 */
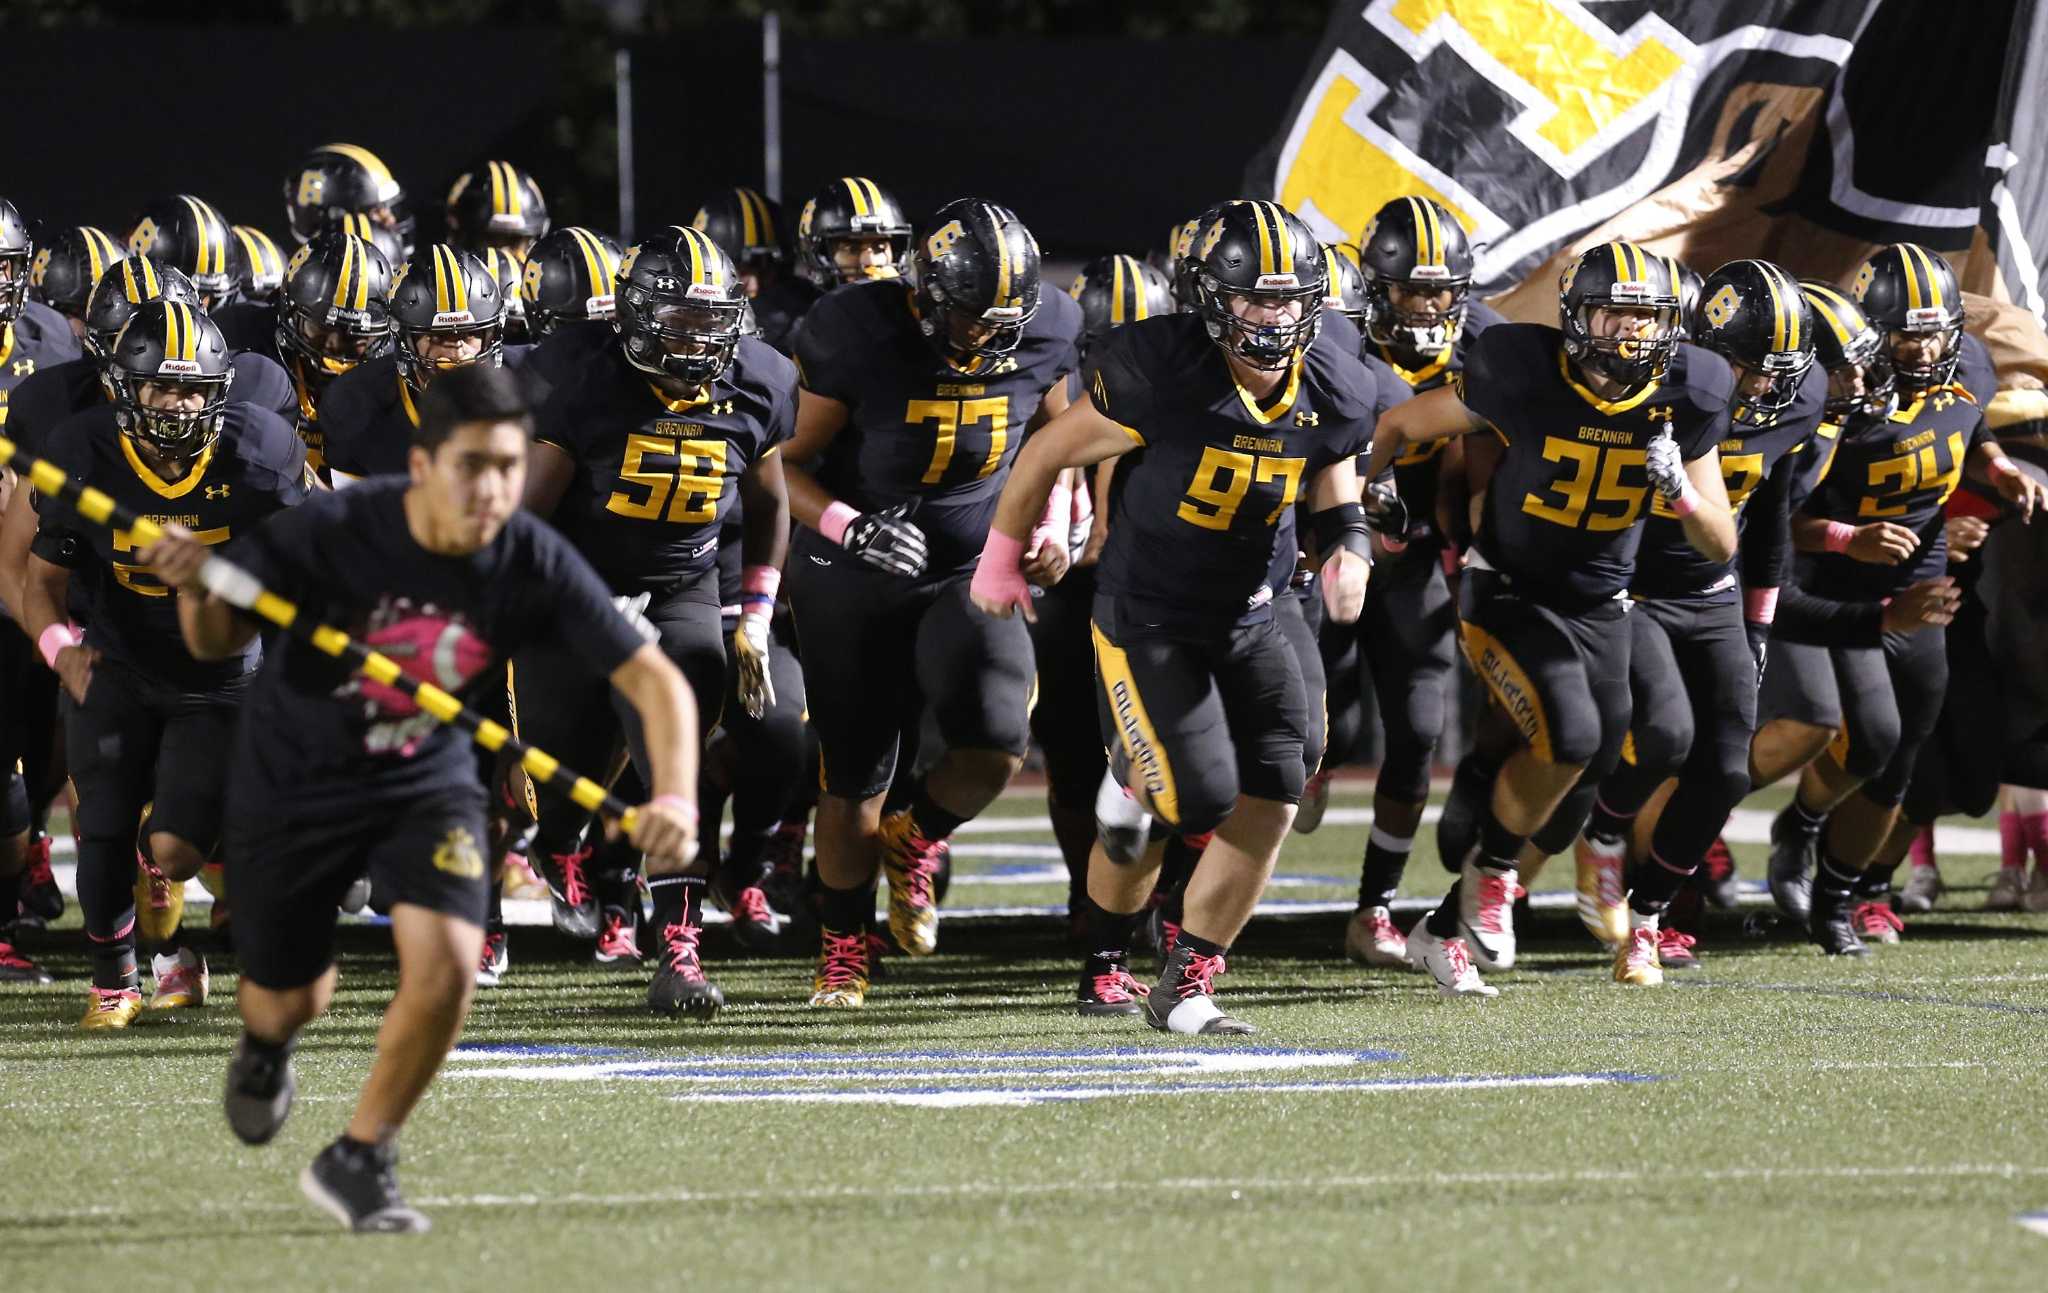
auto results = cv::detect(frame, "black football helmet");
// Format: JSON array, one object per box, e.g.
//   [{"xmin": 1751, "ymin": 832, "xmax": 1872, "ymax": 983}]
[
  {"xmin": 614, "ymin": 225, "xmax": 748, "ymax": 386},
  {"xmin": 1849, "ymin": 243, "xmax": 1965, "ymax": 391},
  {"xmin": 1558, "ymin": 242, "xmax": 1684, "ymax": 388},
  {"xmin": 691, "ymin": 186, "xmax": 789, "ymax": 282},
  {"xmin": 520, "ymin": 226, "xmax": 622, "ymax": 338},
  {"xmin": 29, "ymin": 225, "xmax": 123, "ymax": 323},
  {"xmin": 1185, "ymin": 199, "xmax": 1327, "ymax": 371},
  {"xmin": 445, "ymin": 161, "xmax": 550, "ymax": 254},
  {"xmin": 1800, "ymin": 279, "xmax": 1897, "ymax": 422},
  {"xmin": 231, "ymin": 225, "xmax": 288, "ymax": 305},
  {"xmin": 1323, "ymin": 243, "xmax": 1369, "ymax": 330},
  {"xmin": 84, "ymin": 254, "xmax": 201, "ymax": 366},
  {"xmin": 285, "ymin": 143, "xmax": 412, "ymax": 252},
  {"xmin": 109, "ymin": 300, "xmax": 235, "ymax": 459},
  {"xmin": 319, "ymin": 210, "xmax": 408, "ymax": 275},
  {"xmin": 127, "ymin": 195, "xmax": 236, "ymax": 308},
  {"xmin": 1673, "ymin": 261, "xmax": 1705, "ymax": 340},
  {"xmin": 797, "ymin": 176, "xmax": 912, "ymax": 284},
  {"xmin": 0, "ymin": 198, "xmax": 30, "ymax": 327},
  {"xmin": 1070, "ymin": 254, "xmax": 1173, "ymax": 350},
  {"xmin": 1356, "ymin": 195, "xmax": 1472, "ymax": 357},
  {"xmin": 481, "ymin": 246, "xmax": 530, "ymax": 344},
  {"xmin": 912, "ymin": 199, "xmax": 1042, "ymax": 372},
  {"xmin": 276, "ymin": 232, "xmax": 394, "ymax": 401},
  {"xmin": 1695, "ymin": 260, "xmax": 1815, "ymax": 424},
  {"xmin": 389, "ymin": 243, "xmax": 505, "ymax": 395}
]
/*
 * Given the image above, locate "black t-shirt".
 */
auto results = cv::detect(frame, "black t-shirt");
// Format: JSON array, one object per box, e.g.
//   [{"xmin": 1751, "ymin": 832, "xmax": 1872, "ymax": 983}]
[
  {"xmin": 1373, "ymin": 300, "xmax": 1505, "ymax": 543},
  {"xmin": 1087, "ymin": 313, "xmax": 1399, "ymax": 633},
  {"xmin": 32, "ymin": 402, "xmax": 309, "ymax": 689},
  {"xmin": 792, "ymin": 278, "xmax": 1083, "ymax": 576},
  {"xmin": 226, "ymin": 349, "xmax": 298, "ymax": 426},
  {"xmin": 534, "ymin": 332, "xmax": 797, "ymax": 595},
  {"xmin": 0, "ymin": 303, "xmax": 83, "ymax": 428},
  {"xmin": 1458, "ymin": 323, "xmax": 1734, "ymax": 610},
  {"xmin": 321, "ymin": 351, "xmax": 538, "ymax": 482},
  {"xmin": 1800, "ymin": 381, "xmax": 1987, "ymax": 600},
  {"xmin": 212, "ymin": 300, "xmax": 281, "ymax": 363},
  {"xmin": 1631, "ymin": 361, "xmax": 1825, "ymax": 599},
  {"xmin": 226, "ymin": 478, "xmax": 648, "ymax": 807}
]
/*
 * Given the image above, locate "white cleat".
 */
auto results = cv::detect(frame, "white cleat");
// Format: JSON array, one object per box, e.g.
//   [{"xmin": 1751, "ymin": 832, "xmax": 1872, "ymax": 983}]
[
  {"xmin": 1458, "ymin": 857, "xmax": 1517, "ymax": 971},
  {"xmin": 1406, "ymin": 916, "xmax": 1497, "ymax": 999},
  {"xmin": 1292, "ymin": 770, "xmax": 1333, "ymax": 835},
  {"xmin": 1344, "ymin": 904, "xmax": 1412, "ymax": 968},
  {"xmin": 1574, "ymin": 834, "xmax": 1629, "ymax": 948},
  {"xmin": 1897, "ymin": 864, "xmax": 1942, "ymax": 914}
]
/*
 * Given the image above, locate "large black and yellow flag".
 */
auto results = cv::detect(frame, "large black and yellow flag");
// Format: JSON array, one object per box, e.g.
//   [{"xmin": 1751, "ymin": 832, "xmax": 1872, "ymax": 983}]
[{"xmin": 1251, "ymin": 0, "xmax": 2048, "ymax": 413}]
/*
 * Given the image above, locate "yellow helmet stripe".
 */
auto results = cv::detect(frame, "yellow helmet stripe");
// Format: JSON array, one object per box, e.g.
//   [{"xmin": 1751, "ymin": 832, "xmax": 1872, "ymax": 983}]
[
  {"xmin": 1127, "ymin": 256, "xmax": 1153, "ymax": 321},
  {"xmin": 332, "ymin": 234, "xmax": 357, "ymax": 310},
  {"xmin": 843, "ymin": 178, "xmax": 871, "ymax": 218},
  {"xmin": 859, "ymin": 178, "xmax": 886, "ymax": 216},
  {"xmin": 690, "ymin": 226, "xmax": 726, "ymax": 286},
  {"xmin": 1906, "ymin": 242, "xmax": 1944, "ymax": 310},
  {"xmin": 319, "ymin": 143, "xmax": 396, "ymax": 190},
  {"xmin": 1754, "ymin": 260, "xmax": 1788, "ymax": 354},
  {"xmin": 1803, "ymin": 282, "xmax": 1857, "ymax": 345},
  {"xmin": 179, "ymin": 196, "xmax": 213, "ymax": 276},
  {"xmin": 1896, "ymin": 244, "xmax": 1924, "ymax": 311},
  {"xmin": 1407, "ymin": 197, "xmax": 1432, "ymax": 267},
  {"xmin": 163, "ymin": 299, "xmax": 181, "ymax": 361},
  {"xmin": 124, "ymin": 254, "xmax": 159, "ymax": 302},
  {"xmin": 986, "ymin": 207, "xmax": 1014, "ymax": 308},
  {"xmin": 82, "ymin": 227, "xmax": 114, "ymax": 283},
  {"xmin": 737, "ymin": 189, "xmax": 760, "ymax": 249},
  {"xmin": 567, "ymin": 227, "xmax": 607, "ymax": 295},
  {"xmin": 1608, "ymin": 242, "xmax": 1629, "ymax": 282},
  {"xmin": 746, "ymin": 189, "xmax": 776, "ymax": 246},
  {"xmin": 1250, "ymin": 202, "xmax": 1277, "ymax": 278},
  {"xmin": 1272, "ymin": 202, "xmax": 1297, "ymax": 275},
  {"xmin": 1778, "ymin": 265, "xmax": 1800, "ymax": 350}
]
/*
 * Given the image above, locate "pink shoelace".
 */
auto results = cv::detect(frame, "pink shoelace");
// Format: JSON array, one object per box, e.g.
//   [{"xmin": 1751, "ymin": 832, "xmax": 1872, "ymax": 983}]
[
  {"xmin": 1367, "ymin": 909, "xmax": 1402, "ymax": 941},
  {"xmin": 893, "ymin": 829, "xmax": 946, "ymax": 906},
  {"xmin": 1442, "ymin": 937, "xmax": 1476, "ymax": 981},
  {"xmin": 596, "ymin": 915, "xmax": 636, "ymax": 957},
  {"xmin": 1854, "ymin": 901, "xmax": 1904, "ymax": 935},
  {"xmin": 551, "ymin": 846, "xmax": 593, "ymax": 907},
  {"xmin": 1474, "ymin": 871, "xmax": 1514, "ymax": 935},
  {"xmin": 141, "ymin": 859, "xmax": 173, "ymax": 909},
  {"xmin": 479, "ymin": 932, "xmax": 505, "ymax": 970},
  {"xmin": 1625, "ymin": 927, "xmax": 1659, "ymax": 965},
  {"xmin": 25, "ymin": 837, "xmax": 52, "ymax": 887},
  {"xmin": 1657, "ymin": 928, "xmax": 1698, "ymax": 959},
  {"xmin": 816, "ymin": 931, "xmax": 868, "ymax": 989},
  {"xmin": 734, "ymin": 886, "xmax": 776, "ymax": 925},
  {"xmin": 661, "ymin": 920, "xmax": 704, "ymax": 977},
  {"xmin": 0, "ymin": 942, "xmax": 33, "ymax": 970},
  {"xmin": 1092, "ymin": 969, "xmax": 1150, "ymax": 1004},
  {"xmin": 1177, "ymin": 952, "xmax": 1227, "ymax": 999}
]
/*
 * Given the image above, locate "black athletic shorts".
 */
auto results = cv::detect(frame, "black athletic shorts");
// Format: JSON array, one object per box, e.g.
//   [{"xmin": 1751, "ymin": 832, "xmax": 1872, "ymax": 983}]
[
  {"xmin": 65, "ymin": 657, "xmax": 241, "ymax": 854},
  {"xmin": 1090, "ymin": 592, "xmax": 1308, "ymax": 835},
  {"xmin": 1027, "ymin": 563, "xmax": 1106, "ymax": 814},
  {"xmin": 1456, "ymin": 566, "xmax": 1632, "ymax": 771},
  {"xmin": 788, "ymin": 554, "xmax": 1034, "ymax": 800},
  {"xmin": 1359, "ymin": 542, "xmax": 1458, "ymax": 801},
  {"xmin": 228, "ymin": 783, "xmax": 491, "ymax": 989}
]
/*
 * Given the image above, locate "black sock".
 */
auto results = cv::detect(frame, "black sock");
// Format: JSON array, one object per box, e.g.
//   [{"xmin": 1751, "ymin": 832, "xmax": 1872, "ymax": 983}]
[
  {"xmin": 1629, "ymin": 849, "xmax": 1694, "ymax": 916},
  {"xmin": 648, "ymin": 874, "xmax": 705, "ymax": 929},
  {"xmin": 720, "ymin": 827, "xmax": 774, "ymax": 892},
  {"xmin": 906, "ymin": 786, "xmax": 968, "ymax": 843},
  {"xmin": 1359, "ymin": 828, "xmax": 1412, "ymax": 910},
  {"xmin": 1477, "ymin": 809, "xmax": 1524, "ymax": 872},
  {"xmin": 1082, "ymin": 898, "xmax": 1140, "ymax": 970},
  {"xmin": 818, "ymin": 880, "xmax": 869, "ymax": 934},
  {"xmin": 1856, "ymin": 866, "xmax": 1895, "ymax": 900},
  {"xmin": 89, "ymin": 943, "xmax": 138, "ymax": 992},
  {"xmin": 486, "ymin": 881, "xmax": 504, "ymax": 933},
  {"xmin": 1584, "ymin": 798, "xmax": 1631, "ymax": 846},
  {"xmin": 1427, "ymin": 884, "xmax": 1462, "ymax": 937},
  {"xmin": 1169, "ymin": 928, "xmax": 1226, "ymax": 975},
  {"xmin": 1814, "ymin": 855, "xmax": 1859, "ymax": 899},
  {"xmin": 1790, "ymin": 798, "xmax": 1828, "ymax": 834}
]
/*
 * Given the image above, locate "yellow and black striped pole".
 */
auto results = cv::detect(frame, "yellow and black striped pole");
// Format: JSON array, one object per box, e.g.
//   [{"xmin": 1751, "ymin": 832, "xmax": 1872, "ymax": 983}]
[{"xmin": 0, "ymin": 433, "xmax": 639, "ymax": 835}]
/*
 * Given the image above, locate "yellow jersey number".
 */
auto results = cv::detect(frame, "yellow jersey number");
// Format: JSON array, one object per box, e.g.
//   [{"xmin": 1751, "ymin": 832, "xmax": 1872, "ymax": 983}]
[
  {"xmin": 604, "ymin": 434, "xmax": 729, "ymax": 523},
  {"xmin": 1521, "ymin": 436, "xmax": 1648, "ymax": 532},
  {"xmin": 1651, "ymin": 450, "xmax": 1760, "ymax": 519},
  {"xmin": 908, "ymin": 397, "xmax": 1008, "ymax": 484},
  {"xmin": 1176, "ymin": 446, "xmax": 1306, "ymax": 531},
  {"xmin": 112, "ymin": 524, "xmax": 230, "ymax": 596},
  {"xmin": 1858, "ymin": 430, "xmax": 1966, "ymax": 518}
]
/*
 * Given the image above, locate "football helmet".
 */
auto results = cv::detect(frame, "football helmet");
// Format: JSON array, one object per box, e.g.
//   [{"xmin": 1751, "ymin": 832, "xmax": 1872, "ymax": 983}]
[
  {"xmin": 108, "ymin": 300, "xmax": 235, "ymax": 459},
  {"xmin": 231, "ymin": 225, "xmax": 288, "ymax": 305},
  {"xmin": 29, "ymin": 225, "xmax": 123, "ymax": 323},
  {"xmin": 389, "ymin": 243, "xmax": 505, "ymax": 394},
  {"xmin": 1849, "ymin": 243, "xmax": 1965, "ymax": 390},
  {"xmin": 445, "ymin": 161, "xmax": 549, "ymax": 254},
  {"xmin": 1185, "ymin": 199, "xmax": 1327, "ymax": 370},
  {"xmin": 614, "ymin": 225, "xmax": 747, "ymax": 386},
  {"xmin": 520, "ymin": 226, "xmax": 622, "ymax": 338},
  {"xmin": 320, "ymin": 210, "xmax": 407, "ymax": 274},
  {"xmin": 1147, "ymin": 216, "xmax": 1203, "ymax": 310},
  {"xmin": 1357, "ymin": 196, "xmax": 1472, "ymax": 356},
  {"xmin": 1695, "ymin": 260, "xmax": 1816, "ymax": 424},
  {"xmin": 284, "ymin": 143, "xmax": 412, "ymax": 252},
  {"xmin": 481, "ymin": 245, "xmax": 530, "ymax": 344},
  {"xmin": 912, "ymin": 199, "xmax": 1041, "ymax": 371},
  {"xmin": 0, "ymin": 198, "xmax": 30, "ymax": 327},
  {"xmin": 1322, "ymin": 243, "xmax": 1369, "ymax": 330},
  {"xmin": 797, "ymin": 176, "xmax": 911, "ymax": 284},
  {"xmin": 1799, "ymin": 279, "xmax": 1897, "ymax": 421},
  {"xmin": 691, "ymin": 186, "xmax": 788, "ymax": 283},
  {"xmin": 1070, "ymin": 254, "xmax": 1173, "ymax": 350},
  {"xmin": 1674, "ymin": 261, "xmax": 1706, "ymax": 340},
  {"xmin": 275, "ymin": 231, "xmax": 394, "ymax": 400},
  {"xmin": 1559, "ymin": 242, "xmax": 1684, "ymax": 388},
  {"xmin": 84, "ymin": 254, "xmax": 201, "ymax": 366},
  {"xmin": 127, "ymin": 195, "xmax": 236, "ymax": 308}
]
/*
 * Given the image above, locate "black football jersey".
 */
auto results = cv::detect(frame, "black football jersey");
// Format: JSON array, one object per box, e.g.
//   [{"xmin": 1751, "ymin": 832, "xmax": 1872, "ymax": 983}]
[
  {"xmin": 534, "ymin": 334, "xmax": 797, "ymax": 595},
  {"xmin": 1631, "ymin": 362, "xmax": 1825, "ymax": 599},
  {"xmin": 212, "ymin": 300, "xmax": 281, "ymax": 363},
  {"xmin": 754, "ymin": 275, "xmax": 822, "ymax": 355},
  {"xmin": 1376, "ymin": 300, "xmax": 1505, "ymax": 540},
  {"xmin": 792, "ymin": 279, "xmax": 1083, "ymax": 576},
  {"xmin": 31, "ymin": 402, "xmax": 309, "ymax": 688},
  {"xmin": 0, "ymin": 303, "xmax": 84, "ymax": 428},
  {"xmin": 4, "ymin": 356, "xmax": 103, "ymax": 461},
  {"xmin": 1087, "ymin": 314, "xmax": 1402, "ymax": 633},
  {"xmin": 317, "ymin": 354, "xmax": 416, "ymax": 482},
  {"xmin": 1458, "ymin": 323, "xmax": 1734, "ymax": 610},
  {"xmin": 1800, "ymin": 381, "xmax": 1987, "ymax": 599}
]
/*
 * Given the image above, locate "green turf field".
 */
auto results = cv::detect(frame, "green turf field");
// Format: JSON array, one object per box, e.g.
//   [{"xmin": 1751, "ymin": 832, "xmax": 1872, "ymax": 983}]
[{"xmin": 5, "ymin": 778, "xmax": 2048, "ymax": 1290}]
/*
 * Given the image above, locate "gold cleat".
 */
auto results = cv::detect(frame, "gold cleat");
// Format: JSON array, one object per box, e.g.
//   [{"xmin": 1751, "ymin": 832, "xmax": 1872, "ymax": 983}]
[
  {"xmin": 1574, "ymin": 835, "xmax": 1629, "ymax": 949},
  {"xmin": 1613, "ymin": 925, "xmax": 1665, "ymax": 987},
  {"xmin": 80, "ymin": 987, "xmax": 144, "ymax": 1031},
  {"xmin": 135, "ymin": 857, "xmax": 185, "ymax": 945},
  {"xmin": 876, "ymin": 810, "xmax": 943, "ymax": 957},
  {"xmin": 808, "ymin": 929, "xmax": 870, "ymax": 1008},
  {"xmin": 148, "ymin": 950, "xmax": 209, "ymax": 1010}
]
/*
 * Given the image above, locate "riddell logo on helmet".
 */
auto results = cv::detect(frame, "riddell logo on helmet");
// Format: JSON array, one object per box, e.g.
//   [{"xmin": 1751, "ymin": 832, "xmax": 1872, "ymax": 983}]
[
  {"xmin": 585, "ymin": 293, "xmax": 615, "ymax": 314},
  {"xmin": 156, "ymin": 359, "xmax": 201, "ymax": 376},
  {"xmin": 1905, "ymin": 307, "xmax": 1948, "ymax": 328},
  {"xmin": 1408, "ymin": 264, "xmax": 1450, "ymax": 281},
  {"xmin": 1255, "ymin": 274, "xmax": 1301, "ymax": 289},
  {"xmin": 685, "ymin": 283, "xmax": 726, "ymax": 301},
  {"xmin": 431, "ymin": 310, "xmax": 476, "ymax": 326},
  {"xmin": 1610, "ymin": 280, "xmax": 1650, "ymax": 298}
]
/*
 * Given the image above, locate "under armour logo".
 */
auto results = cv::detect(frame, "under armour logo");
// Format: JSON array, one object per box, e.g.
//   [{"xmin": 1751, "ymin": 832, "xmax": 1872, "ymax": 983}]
[
  {"xmin": 10, "ymin": 359, "xmax": 31, "ymax": 377},
  {"xmin": 1296, "ymin": 410, "xmax": 1321, "ymax": 427},
  {"xmin": 1646, "ymin": 406, "xmax": 1674, "ymax": 422},
  {"xmin": 706, "ymin": 399, "xmax": 735, "ymax": 417},
  {"xmin": 204, "ymin": 483, "xmax": 231, "ymax": 499},
  {"xmin": 1933, "ymin": 391, "xmax": 1957, "ymax": 411}
]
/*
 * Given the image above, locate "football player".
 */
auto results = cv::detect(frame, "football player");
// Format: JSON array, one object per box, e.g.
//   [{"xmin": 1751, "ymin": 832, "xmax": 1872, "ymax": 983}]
[
  {"xmin": 517, "ymin": 226, "xmax": 794, "ymax": 1014},
  {"xmin": 518, "ymin": 225, "xmax": 621, "ymax": 343},
  {"xmin": 320, "ymin": 244, "xmax": 506, "ymax": 484},
  {"xmin": 1365, "ymin": 242, "xmax": 1738, "ymax": 996},
  {"xmin": 1558, "ymin": 259, "xmax": 1823, "ymax": 984},
  {"xmin": 147, "ymin": 363, "xmax": 695, "ymax": 1232},
  {"xmin": 693, "ymin": 186, "xmax": 821, "ymax": 352},
  {"xmin": 480, "ymin": 246, "xmax": 530, "ymax": 345},
  {"xmin": 795, "ymin": 176, "xmax": 912, "ymax": 287},
  {"xmin": 284, "ymin": 143, "xmax": 413, "ymax": 254},
  {"xmin": 1308, "ymin": 196, "xmax": 1504, "ymax": 971},
  {"xmin": 230, "ymin": 225, "xmax": 288, "ymax": 306},
  {"xmin": 444, "ymin": 161, "xmax": 549, "ymax": 260},
  {"xmin": 976, "ymin": 199, "xmax": 1388, "ymax": 1033},
  {"xmin": 22, "ymin": 302, "xmax": 308, "ymax": 1027},
  {"xmin": 1762, "ymin": 247, "xmax": 2044, "ymax": 953},
  {"xmin": 26, "ymin": 224, "xmax": 123, "ymax": 342},
  {"xmin": 126, "ymin": 195, "xmax": 238, "ymax": 311},
  {"xmin": 784, "ymin": 199, "xmax": 1082, "ymax": 1005},
  {"xmin": 266, "ymin": 232, "xmax": 395, "ymax": 473}
]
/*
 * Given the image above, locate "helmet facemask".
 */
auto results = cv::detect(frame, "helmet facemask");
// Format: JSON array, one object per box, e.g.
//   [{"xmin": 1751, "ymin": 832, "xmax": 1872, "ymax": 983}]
[
  {"xmin": 1565, "ymin": 295, "xmax": 1680, "ymax": 389},
  {"xmin": 1198, "ymin": 273, "xmax": 1323, "ymax": 371},
  {"xmin": 114, "ymin": 373, "xmax": 233, "ymax": 459},
  {"xmin": 1366, "ymin": 273, "xmax": 1469, "ymax": 357},
  {"xmin": 396, "ymin": 318, "xmax": 504, "ymax": 395},
  {"xmin": 1823, "ymin": 329, "xmax": 1898, "ymax": 422},
  {"xmin": 617, "ymin": 283, "xmax": 743, "ymax": 387}
]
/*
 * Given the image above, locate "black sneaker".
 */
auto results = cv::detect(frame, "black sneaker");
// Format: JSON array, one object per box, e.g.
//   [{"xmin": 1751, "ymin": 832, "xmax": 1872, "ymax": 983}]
[
  {"xmin": 592, "ymin": 908, "xmax": 643, "ymax": 968},
  {"xmin": 300, "ymin": 1137, "xmax": 430, "ymax": 1234},
  {"xmin": 0, "ymin": 940, "xmax": 52, "ymax": 984},
  {"xmin": 223, "ymin": 1034, "xmax": 297, "ymax": 1146},
  {"xmin": 1076, "ymin": 956, "xmax": 1148, "ymax": 1017},
  {"xmin": 1144, "ymin": 942, "xmax": 1255, "ymax": 1036},
  {"xmin": 647, "ymin": 916, "xmax": 725, "ymax": 1020},
  {"xmin": 1769, "ymin": 805, "xmax": 1818, "ymax": 921},
  {"xmin": 1808, "ymin": 887, "xmax": 1869, "ymax": 957},
  {"xmin": 537, "ymin": 845, "xmax": 600, "ymax": 940},
  {"xmin": 1436, "ymin": 751, "xmax": 1495, "ymax": 877}
]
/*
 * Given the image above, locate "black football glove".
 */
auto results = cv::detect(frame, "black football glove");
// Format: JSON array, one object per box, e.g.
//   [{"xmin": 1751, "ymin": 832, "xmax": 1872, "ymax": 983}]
[
  {"xmin": 1745, "ymin": 618, "xmax": 1770, "ymax": 686},
  {"xmin": 841, "ymin": 502, "xmax": 928, "ymax": 578},
  {"xmin": 1362, "ymin": 479, "xmax": 1409, "ymax": 539}
]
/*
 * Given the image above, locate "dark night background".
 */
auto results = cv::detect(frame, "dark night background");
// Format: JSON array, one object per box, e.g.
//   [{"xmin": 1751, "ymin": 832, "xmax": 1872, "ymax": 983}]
[{"xmin": 0, "ymin": 1, "xmax": 1333, "ymax": 262}]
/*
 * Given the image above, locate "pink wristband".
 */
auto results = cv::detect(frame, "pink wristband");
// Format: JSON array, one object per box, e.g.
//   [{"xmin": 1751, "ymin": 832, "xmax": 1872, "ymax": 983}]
[
  {"xmin": 1669, "ymin": 482, "xmax": 1702, "ymax": 519},
  {"xmin": 1033, "ymin": 481, "xmax": 1073, "ymax": 549},
  {"xmin": 37, "ymin": 623, "xmax": 79, "ymax": 670},
  {"xmin": 651, "ymin": 794, "xmax": 698, "ymax": 827},
  {"xmin": 1823, "ymin": 521, "xmax": 1857, "ymax": 554},
  {"xmin": 1745, "ymin": 587, "xmax": 1779, "ymax": 625},
  {"xmin": 971, "ymin": 529, "xmax": 1032, "ymax": 611},
  {"xmin": 818, "ymin": 501, "xmax": 861, "ymax": 547},
  {"xmin": 739, "ymin": 564, "xmax": 780, "ymax": 616},
  {"xmin": 1992, "ymin": 456, "xmax": 2021, "ymax": 479}
]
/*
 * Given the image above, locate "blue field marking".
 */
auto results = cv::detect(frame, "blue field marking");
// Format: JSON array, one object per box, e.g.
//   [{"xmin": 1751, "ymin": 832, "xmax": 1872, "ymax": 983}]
[
  {"xmin": 2018, "ymin": 1210, "xmax": 2048, "ymax": 1239},
  {"xmin": 661, "ymin": 1071, "xmax": 1664, "ymax": 1107},
  {"xmin": 449, "ymin": 1043, "xmax": 635, "ymax": 1059}
]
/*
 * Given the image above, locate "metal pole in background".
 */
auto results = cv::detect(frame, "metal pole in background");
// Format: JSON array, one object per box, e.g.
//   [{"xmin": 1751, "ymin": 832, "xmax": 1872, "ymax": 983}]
[
  {"xmin": 762, "ymin": 12, "xmax": 782, "ymax": 203},
  {"xmin": 615, "ymin": 46, "xmax": 636, "ymax": 241}
]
